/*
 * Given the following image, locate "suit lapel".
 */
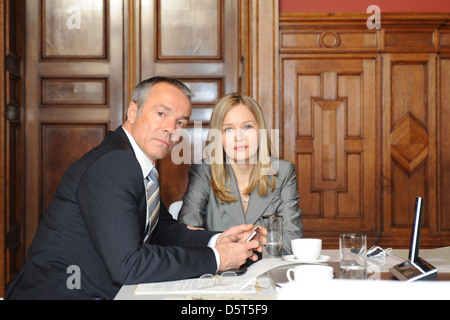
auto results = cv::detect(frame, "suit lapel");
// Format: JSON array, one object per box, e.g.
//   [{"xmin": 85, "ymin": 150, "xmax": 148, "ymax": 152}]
[
  {"xmin": 223, "ymin": 164, "xmax": 282, "ymax": 226},
  {"xmin": 115, "ymin": 126, "xmax": 135, "ymax": 155},
  {"xmin": 113, "ymin": 126, "xmax": 147, "ymax": 238},
  {"xmin": 245, "ymin": 174, "xmax": 282, "ymax": 225},
  {"xmin": 223, "ymin": 166, "xmax": 247, "ymax": 225}
]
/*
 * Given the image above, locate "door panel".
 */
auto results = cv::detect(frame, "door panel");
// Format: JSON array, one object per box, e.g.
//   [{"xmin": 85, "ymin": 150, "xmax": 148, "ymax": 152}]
[
  {"xmin": 382, "ymin": 53, "xmax": 438, "ymax": 246},
  {"xmin": 43, "ymin": 0, "xmax": 106, "ymax": 58},
  {"xmin": 24, "ymin": 0, "xmax": 124, "ymax": 249},
  {"xmin": 138, "ymin": 0, "xmax": 239, "ymax": 206},
  {"xmin": 281, "ymin": 56, "xmax": 378, "ymax": 245},
  {"xmin": 158, "ymin": 0, "xmax": 221, "ymax": 59},
  {"xmin": 1, "ymin": 0, "xmax": 24, "ymax": 296}
]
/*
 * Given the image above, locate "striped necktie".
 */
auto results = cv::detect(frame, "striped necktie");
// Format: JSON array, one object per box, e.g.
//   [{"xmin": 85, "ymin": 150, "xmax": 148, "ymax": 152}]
[{"xmin": 144, "ymin": 167, "xmax": 160, "ymax": 243}]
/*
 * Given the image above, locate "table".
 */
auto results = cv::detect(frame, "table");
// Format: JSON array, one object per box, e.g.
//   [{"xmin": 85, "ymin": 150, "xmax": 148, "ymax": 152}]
[{"xmin": 114, "ymin": 248, "xmax": 450, "ymax": 300}]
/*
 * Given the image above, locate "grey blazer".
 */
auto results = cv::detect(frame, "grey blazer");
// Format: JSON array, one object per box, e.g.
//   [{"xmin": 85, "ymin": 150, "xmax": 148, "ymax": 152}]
[{"xmin": 178, "ymin": 159, "xmax": 303, "ymax": 254}]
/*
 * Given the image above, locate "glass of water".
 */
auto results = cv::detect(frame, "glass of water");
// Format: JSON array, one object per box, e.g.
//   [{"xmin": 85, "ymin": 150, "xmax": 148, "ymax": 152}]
[
  {"xmin": 261, "ymin": 215, "xmax": 283, "ymax": 259},
  {"xmin": 339, "ymin": 234, "xmax": 367, "ymax": 279}
]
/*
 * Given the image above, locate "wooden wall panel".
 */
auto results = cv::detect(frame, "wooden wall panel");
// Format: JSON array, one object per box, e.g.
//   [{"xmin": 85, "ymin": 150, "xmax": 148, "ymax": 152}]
[
  {"xmin": 42, "ymin": 78, "xmax": 107, "ymax": 106},
  {"xmin": 132, "ymin": 0, "xmax": 279, "ymax": 207},
  {"xmin": 41, "ymin": 124, "xmax": 106, "ymax": 214},
  {"xmin": 280, "ymin": 13, "xmax": 450, "ymax": 248},
  {"xmin": 383, "ymin": 30, "xmax": 436, "ymax": 51},
  {"xmin": 1, "ymin": 0, "xmax": 24, "ymax": 295},
  {"xmin": 138, "ymin": 0, "xmax": 238, "ymax": 206},
  {"xmin": 282, "ymin": 56, "xmax": 377, "ymax": 246},
  {"xmin": 24, "ymin": 0, "xmax": 124, "ymax": 250},
  {"xmin": 440, "ymin": 30, "xmax": 450, "ymax": 50},
  {"xmin": 158, "ymin": 0, "xmax": 221, "ymax": 59},
  {"xmin": 382, "ymin": 53, "xmax": 438, "ymax": 246},
  {"xmin": 281, "ymin": 30, "xmax": 378, "ymax": 52},
  {"xmin": 42, "ymin": 0, "xmax": 106, "ymax": 58},
  {"xmin": 439, "ymin": 57, "xmax": 450, "ymax": 234},
  {"xmin": 4, "ymin": 120, "xmax": 23, "ymax": 293}
]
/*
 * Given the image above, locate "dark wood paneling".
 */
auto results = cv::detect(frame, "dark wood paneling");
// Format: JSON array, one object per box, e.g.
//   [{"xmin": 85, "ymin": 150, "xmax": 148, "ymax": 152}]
[
  {"xmin": 139, "ymin": 0, "xmax": 238, "ymax": 206},
  {"xmin": 41, "ymin": 124, "xmax": 106, "ymax": 216},
  {"xmin": 440, "ymin": 57, "xmax": 450, "ymax": 234},
  {"xmin": 157, "ymin": 0, "xmax": 222, "ymax": 60},
  {"xmin": 280, "ymin": 13, "xmax": 450, "ymax": 248},
  {"xmin": 381, "ymin": 53, "xmax": 437, "ymax": 246},
  {"xmin": 42, "ymin": 0, "xmax": 107, "ymax": 59},
  {"xmin": 281, "ymin": 56, "xmax": 378, "ymax": 246},
  {"xmin": 1, "ymin": 0, "xmax": 24, "ymax": 296},
  {"xmin": 23, "ymin": 0, "xmax": 124, "ymax": 251},
  {"xmin": 42, "ymin": 78, "xmax": 107, "ymax": 106}
]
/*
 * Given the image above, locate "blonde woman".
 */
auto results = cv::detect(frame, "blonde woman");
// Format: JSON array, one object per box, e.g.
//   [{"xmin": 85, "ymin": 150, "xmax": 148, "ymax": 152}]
[{"xmin": 178, "ymin": 93, "xmax": 302, "ymax": 254}]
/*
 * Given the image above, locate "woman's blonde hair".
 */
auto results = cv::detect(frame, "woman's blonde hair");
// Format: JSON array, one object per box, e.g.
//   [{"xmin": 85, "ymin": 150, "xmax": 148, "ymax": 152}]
[{"xmin": 205, "ymin": 93, "xmax": 276, "ymax": 203}]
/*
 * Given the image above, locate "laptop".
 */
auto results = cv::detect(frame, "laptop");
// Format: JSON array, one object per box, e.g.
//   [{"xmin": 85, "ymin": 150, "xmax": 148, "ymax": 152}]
[{"xmin": 389, "ymin": 197, "xmax": 438, "ymax": 281}]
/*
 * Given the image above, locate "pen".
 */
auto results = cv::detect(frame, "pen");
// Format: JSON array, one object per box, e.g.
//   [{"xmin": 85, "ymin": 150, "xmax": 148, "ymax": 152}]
[{"xmin": 245, "ymin": 227, "xmax": 260, "ymax": 242}]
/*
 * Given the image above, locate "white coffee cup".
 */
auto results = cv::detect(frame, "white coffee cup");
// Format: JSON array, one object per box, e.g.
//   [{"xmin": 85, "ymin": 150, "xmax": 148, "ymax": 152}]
[
  {"xmin": 291, "ymin": 238, "xmax": 322, "ymax": 261},
  {"xmin": 286, "ymin": 265, "xmax": 334, "ymax": 282}
]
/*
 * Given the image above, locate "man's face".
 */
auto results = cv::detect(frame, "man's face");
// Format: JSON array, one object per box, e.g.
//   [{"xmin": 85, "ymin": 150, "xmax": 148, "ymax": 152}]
[{"xmin": 125, "ymin": 82, "xmax": 191, "ymax": 163}]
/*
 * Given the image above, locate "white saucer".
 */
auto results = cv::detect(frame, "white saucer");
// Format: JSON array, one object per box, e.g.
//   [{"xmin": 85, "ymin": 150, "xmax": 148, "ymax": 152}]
[{"xmin": 282, "ymin": 254, "xmax": 330, "ymax": 264}]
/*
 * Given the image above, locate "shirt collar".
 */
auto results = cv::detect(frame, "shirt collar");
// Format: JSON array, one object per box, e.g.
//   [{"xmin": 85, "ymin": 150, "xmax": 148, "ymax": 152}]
[{"xmin": 121, "ymin": 126, "xmax": 154, "ymax": 179}]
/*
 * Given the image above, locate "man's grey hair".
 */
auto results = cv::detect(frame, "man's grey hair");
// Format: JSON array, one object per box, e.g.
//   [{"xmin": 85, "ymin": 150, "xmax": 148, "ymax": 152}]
[{"xmin": 130, "ymin": 76, "xmax": 193, "ymax": 114}]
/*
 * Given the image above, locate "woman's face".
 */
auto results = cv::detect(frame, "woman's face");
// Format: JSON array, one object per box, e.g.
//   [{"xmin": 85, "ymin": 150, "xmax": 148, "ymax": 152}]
[{"xmin": 222, "ymin": 104, "xmax": 259, "ymax": 163}]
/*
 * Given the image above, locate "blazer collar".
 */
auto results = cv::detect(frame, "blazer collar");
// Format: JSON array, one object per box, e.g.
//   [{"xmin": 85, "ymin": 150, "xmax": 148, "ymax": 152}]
[
  {"xmin": 115, "ymin": 126, "xmax": 135, "ymax": 153},
  {"xmin": 120, "ymin": 126, "xmax": 154, "ymax": 179},
  {"xmin": 223, "ymin": 164, "xmax": 281, "ymax": 226}
]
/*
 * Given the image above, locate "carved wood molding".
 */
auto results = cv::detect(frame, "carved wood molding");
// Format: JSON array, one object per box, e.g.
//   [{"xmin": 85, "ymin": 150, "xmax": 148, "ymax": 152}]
[{"xmin": 280, "ymin": 12, "xmax": 450, "ymax": 53}]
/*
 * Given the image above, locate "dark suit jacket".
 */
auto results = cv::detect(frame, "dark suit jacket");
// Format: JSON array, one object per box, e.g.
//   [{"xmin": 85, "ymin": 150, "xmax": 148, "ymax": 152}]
[
  {"xmin": 178, "ymin": 159, "xmax": 303, "ymax": 254},
  {"xmin": 5, "ymin": 127, "xmax": 218, "ymax": 300}
]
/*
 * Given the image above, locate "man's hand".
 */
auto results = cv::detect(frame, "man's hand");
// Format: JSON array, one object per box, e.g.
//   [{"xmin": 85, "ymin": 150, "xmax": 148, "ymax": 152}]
[
  {"xmin": 215, "ymin": 224, "xmax": 267, "ymax": 272},
  {"xmin": 217, "ymin": 224, "xmax": 267, "ymax": 245}
]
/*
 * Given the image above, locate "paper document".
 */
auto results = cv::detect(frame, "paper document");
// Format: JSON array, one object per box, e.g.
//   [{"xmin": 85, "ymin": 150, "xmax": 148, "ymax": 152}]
[
  {"xmin": 134, "ymin": 277, "xmax": 256, "ymax": 295},
  {"xmin": 134, "ymin": 258, "xmax": 299, "ymax": 296}
]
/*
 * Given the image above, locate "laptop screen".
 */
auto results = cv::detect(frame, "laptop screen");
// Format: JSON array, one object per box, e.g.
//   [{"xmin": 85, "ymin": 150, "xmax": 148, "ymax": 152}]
[{"xmin": 408, "ymin": 196, "xmax": 423, "ymax": 262}]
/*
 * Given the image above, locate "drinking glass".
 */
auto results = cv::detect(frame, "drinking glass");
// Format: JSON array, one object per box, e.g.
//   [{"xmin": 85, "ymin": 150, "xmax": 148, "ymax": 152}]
[
  {"xmin": 339, "ymin": 234, "xmax": 367, "ymax": 279},
  {"xmin": 261, "ymin": 215, "xmax": 283, "ymax": 259}
]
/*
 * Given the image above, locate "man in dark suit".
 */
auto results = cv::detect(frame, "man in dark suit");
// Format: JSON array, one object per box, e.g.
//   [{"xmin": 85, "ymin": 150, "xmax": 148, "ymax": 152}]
[{"xmin": 5, "ymin": 77, "xmax": 265, "ymax": 300}]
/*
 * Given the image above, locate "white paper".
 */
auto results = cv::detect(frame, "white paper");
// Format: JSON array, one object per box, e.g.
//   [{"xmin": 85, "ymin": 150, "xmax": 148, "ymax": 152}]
[
  {"xmin": 134, "ymin": 277, "xmax": 256, "ymax": 295},
  {"xmin": 134, "ymin": 258, "xmax": 298, "ymax": 296}
]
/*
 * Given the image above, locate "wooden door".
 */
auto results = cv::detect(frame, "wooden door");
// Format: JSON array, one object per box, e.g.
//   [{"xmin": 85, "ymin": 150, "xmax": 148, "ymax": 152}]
[
  {"xmin": 381, "ymin": 53, "xmax": 438, "ymax": 247},
  {"xmin": 1, "ymin": 0, "xmax": 24, "ymax": 296},
  {"xmin": 281, "ymin": 56, "xmax": 379, "ymax": 247},
  {"xmin": 439, "ymin": 53, "xmax": 450, "ymax": 243},
  {"xmin": 23, "ymin": 0, "xmax": 124, "ymax": 249},
  {"xmin": 135, "ymin": 0, "xmax": 240, "ymax": 206}
]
